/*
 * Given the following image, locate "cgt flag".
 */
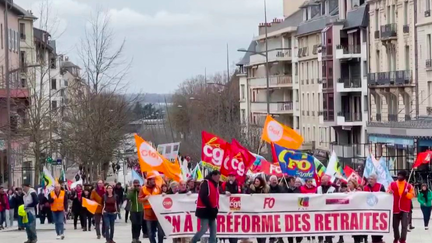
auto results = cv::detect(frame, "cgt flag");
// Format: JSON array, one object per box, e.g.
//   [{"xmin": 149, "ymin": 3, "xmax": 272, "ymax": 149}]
[
  {"xmin": 220, "ymin": 139, "xmax": 256, "ymax": 185},
  {"xmin": 201, "ymin": 131, "xmax": 228, "ymax": 170},
  {"xmin": 261, "ymin": 115, "xmax": 303, "ymax": 150},
  {"xmin": 135, "ymin": 134, "xmax": 182, "ymax": 182},
  {"xmin": 274, "ymin": 144, "xmax": 315, "ymax": 178}
]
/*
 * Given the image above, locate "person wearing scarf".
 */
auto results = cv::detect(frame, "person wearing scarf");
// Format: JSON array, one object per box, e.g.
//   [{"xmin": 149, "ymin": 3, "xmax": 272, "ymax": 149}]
[
  {"xmin": 91, "ymin": 180, "xmax": 106, "ymax": 239},
  {"xmin": 418, "ymin": 183, "xmax": 432, "ymax": 230},
  {"xmin": 71, "ymin": 185, "xmax": 85, "ymax": 230}
]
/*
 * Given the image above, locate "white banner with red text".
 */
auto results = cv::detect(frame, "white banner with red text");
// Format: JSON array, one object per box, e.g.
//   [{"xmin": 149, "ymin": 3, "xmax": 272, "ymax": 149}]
[{"xmin": 149, "ymin": 192, "xmax": 393, "ymax": 238}]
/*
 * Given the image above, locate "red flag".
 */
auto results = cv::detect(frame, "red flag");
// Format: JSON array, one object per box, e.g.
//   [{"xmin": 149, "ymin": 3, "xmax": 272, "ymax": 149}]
[
  {"xmin": 201, "ymin": 131, "xmax": 228, "ymax": 170},
  {"xmin": 251, "ymin": 160, "xmax": 284, "ymax": 177},
  {"xmin": 413, "ymin": 150, "xmax": 432, "ymax": 168},
  {"xmin": 220, "ymin": 139, "xmax": 255, "ymax": 185},
  {"xmin": 344, "ymin": 166, "xmax": 363, "ymax": 185}
]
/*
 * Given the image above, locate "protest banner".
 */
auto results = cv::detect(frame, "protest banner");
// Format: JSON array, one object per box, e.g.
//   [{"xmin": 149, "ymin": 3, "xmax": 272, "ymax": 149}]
[
  {"xmin": 157, "ymin": 142, "xmax": 181, "ymax": 161},
  {"xmin": 250, "ymin": 160, "xmax": 283, "ymax": 177},
  {"xmin": 149, "ymin": 193, "xmax": 393, "ymax": 238}
]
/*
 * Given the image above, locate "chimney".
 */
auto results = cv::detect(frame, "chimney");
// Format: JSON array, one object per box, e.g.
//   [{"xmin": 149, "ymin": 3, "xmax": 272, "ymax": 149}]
[
  {"xmin": 272, "ymin": 18, "xmax": 284, "ymax": 27},
  {"xmin": 258, "ymin": 22, "xmax": 272, "ymax": 35}
]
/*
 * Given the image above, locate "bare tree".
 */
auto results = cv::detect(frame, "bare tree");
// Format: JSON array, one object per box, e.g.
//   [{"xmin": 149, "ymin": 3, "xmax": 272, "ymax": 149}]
[
  {"xmin": 165, "ymin": 71, "xmax": 261, "ymax": 160},
  {"xmin": 59, "ymin": 10, "xmax": 133, "ymax": 181}
]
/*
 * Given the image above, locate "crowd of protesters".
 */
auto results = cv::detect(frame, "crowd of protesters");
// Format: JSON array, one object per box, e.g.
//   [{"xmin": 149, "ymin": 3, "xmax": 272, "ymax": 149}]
[{"xmin": 1, "ymin": 167, "xmax": 431, "ymax": 243}]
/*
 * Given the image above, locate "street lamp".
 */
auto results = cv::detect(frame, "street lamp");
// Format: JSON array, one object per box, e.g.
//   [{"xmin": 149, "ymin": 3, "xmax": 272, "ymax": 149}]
[{"xmin": 237, "ymin": 0, "xmax": 270, "ymax": 115}]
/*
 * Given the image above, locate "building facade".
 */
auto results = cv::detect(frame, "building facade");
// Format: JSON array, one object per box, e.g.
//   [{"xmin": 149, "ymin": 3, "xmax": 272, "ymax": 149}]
[
  {"xmin": 366, "ymin": 0, "xmax": 417, "ymax": 170},
  {"xmin": 0, "ymin": 1, "xmax": 35, "ymax": 186},
  {"xmin": 237, "ymin": 9, "xmax": 305, "ymax": 153}
]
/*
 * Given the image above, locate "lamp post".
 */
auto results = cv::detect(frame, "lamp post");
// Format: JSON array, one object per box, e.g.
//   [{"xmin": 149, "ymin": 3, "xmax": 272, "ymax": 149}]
[{"xmin": 237, "ymin": 0, "xmax": 270, "ymax": 114}]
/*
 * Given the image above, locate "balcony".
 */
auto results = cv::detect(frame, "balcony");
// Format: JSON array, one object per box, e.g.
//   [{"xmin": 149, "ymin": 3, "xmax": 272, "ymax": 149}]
[
  {"xmin": 337, "ymin": 77, "xmax": 362, "ymax": 92},
  {"xmin": 0, "ymin": 81, "xmax": 30, "ymax": 98},
  {"xmin": 312, "ymin": 44, "xmax": 319, "ymax": 55},
  {"xmin": 380, "ymin": 24, "xmax": 397, "ymax": 40},
  {"xmin": 249, "ymin": 49, "xmax": 292, "ymax": 65},
  {"xmin": 250, "ymin": 101, "xmax": 294, "ymax": 114},
  {"xmin": 249, "ymin": 75, "xmax": 293, "ymax": 89},
  {"xmin": 337, "ymin": 112, "xmax": 363, "ymax": 125},
  {"xmin": 336, "ymin": 45, "xmax": 361, "ymax": 59},
  {"xmin": 369, "ymin": 113, "xmax": 412, "ymax": 123},
  {"xmin": 323, "ymin": 110, "xmax": 335, "ymax": 122},
  {"xmin": 368, "ymin": 70, "xmax": 412, "ymax": 86}
]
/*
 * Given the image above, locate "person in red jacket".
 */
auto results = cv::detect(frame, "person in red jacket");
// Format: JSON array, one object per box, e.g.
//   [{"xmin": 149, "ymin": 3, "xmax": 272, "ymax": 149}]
[
  {"xmin": 364, "ymin": 174, "xmax": 385, "ymax": 243},
  {"xmin": 300, "ymin": 178, "xmax": 317, "ymax": 194},
  {"xmin": 388, "ymin": 170, "xmax": 414, "ymax": 243},
  {"xmin": 0, "ymin": 186, "xmax": 10, "ymax": 230},
  {"xmin": 191, "ymin": 170, "xmax": 221, "ymax": 243}
]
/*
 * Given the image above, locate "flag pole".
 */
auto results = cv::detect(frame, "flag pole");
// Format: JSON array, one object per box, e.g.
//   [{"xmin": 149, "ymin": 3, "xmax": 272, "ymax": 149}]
[{"xmin": 407, "ymin": 168, "xmax": 414, "ymax": 183}]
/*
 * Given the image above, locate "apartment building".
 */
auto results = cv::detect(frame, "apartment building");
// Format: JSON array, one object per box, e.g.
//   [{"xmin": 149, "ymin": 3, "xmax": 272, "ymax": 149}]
[
  {"xmin": 295, "ymin": 0, "xmax": 339, "ymax": 154},
  {"xmin": 237, "ymin": 11, "xmax": 303, "ymax": 138},
  {"xmin": 0, "ymin": 1, "xmax": 35, "ymax": 186},
  {"xmin": 366, "ymin": 0, "xmax": 417, "ymax": 170}
]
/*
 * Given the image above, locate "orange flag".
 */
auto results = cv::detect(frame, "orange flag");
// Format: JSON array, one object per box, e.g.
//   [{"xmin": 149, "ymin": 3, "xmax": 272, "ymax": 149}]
[
  {"xmin": 261, "ymin": 115, "xmax": 303, "ymax": 149},
  {"xmin": 82, "ymin": 198, "xmax": 99, "ymax": 214},
  {"xmin": 134, "ymin": 134, "xmax": 182, "ymax": 182}
]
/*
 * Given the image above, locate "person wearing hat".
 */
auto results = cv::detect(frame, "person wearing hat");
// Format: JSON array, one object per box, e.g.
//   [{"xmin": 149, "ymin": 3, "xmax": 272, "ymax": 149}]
[
  {"xmin": 139, "ymin": 171, "xmax": 163, "ymax": 243},
  {"xmin": 388, "ymin": 170, "xmax": 414, "ymax": 243}
]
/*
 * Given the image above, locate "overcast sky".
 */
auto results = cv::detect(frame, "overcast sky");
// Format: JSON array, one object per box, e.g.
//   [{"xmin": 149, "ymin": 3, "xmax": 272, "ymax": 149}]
[{"xmin": 17, "ymin": 0, "xmax": 282, "ymax": 94}]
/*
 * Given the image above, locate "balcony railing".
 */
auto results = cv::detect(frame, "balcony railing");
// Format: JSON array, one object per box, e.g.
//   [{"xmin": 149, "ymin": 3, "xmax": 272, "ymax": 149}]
[
  {"xmin": 368, "ymin": 70, "xmax": 412, "ymax": 85},
  {"xmin": 323, "ymin": 110, "xmax": 334, "ymax": 121},
  {"xmin": 380, "ymin": 23, "xmax": 397, "ymax": 39},
  {"xmin": 249, "ymin": 75, "xmax": 292, "ymax": 87},
  {"xmin": 251, "ymin": 101, "xmax": 294, "ymax": 113},
  {"xmin": 336, "ymin": 44, "xmax": 361, "ymax": 54},
  {"xmin": 338, "ymin": 112, "xmax": 362, "ymax": 122},
  {"xmin": 338, "ymin": 77, "xmax": 362, "ymax": 88}
]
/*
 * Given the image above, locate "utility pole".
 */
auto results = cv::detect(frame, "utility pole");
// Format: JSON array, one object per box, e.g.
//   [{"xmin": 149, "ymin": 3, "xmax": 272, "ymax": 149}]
[
  {"xmin": 4, "ymin": 0, "xmax": 12, "ymax": 188},
  {"xmin": 164, "ymin": 96, "xmax": 175, "ymax": 142}
]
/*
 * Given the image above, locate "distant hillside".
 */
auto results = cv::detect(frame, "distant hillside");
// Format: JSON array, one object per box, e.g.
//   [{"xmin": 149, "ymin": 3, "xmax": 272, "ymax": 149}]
[{"xmin": 125, "ymin": 93, "xmax": 172, "ymax": 104}]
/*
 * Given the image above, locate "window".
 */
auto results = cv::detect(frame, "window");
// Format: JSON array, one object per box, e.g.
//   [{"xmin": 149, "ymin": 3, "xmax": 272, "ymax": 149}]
[
  {"xmin": 51, "ymin": 57, "xmax": 57, "ymax": 69},
  {"xmin": 9, "ymin": 29, "xmax": 12, "ymax": 50},
  {"xmin": 64, "ymin": 80, "xmax": 68, "ymax": 87},
  {"xmin": 240, "ymin": 84, "xmax": 245, "ymax": 100},
  {"xmin": 428, "ymin": 0, "xmax": 431, "ymax": 11},
  {"xmin": 376, "ymin": 50, "xmax": 380, "ymax": 72},
  {"xmin": 363, "ymin": 61, "xmax": 367, "ymax": 76},
  {"xmin": 405, "ymin": 45, "xmax": 409, "ymax": 70},
  {"xmin": 1, "ymin": 24, "xmax": 3, "ymax": 49},
  {"xmin": 428, "ymin": 34, "xmax": 431, "ymax": 61},
  {"xmin": 375, "ymin": 9, "xmax": 379, "ymax": 30},
  {"xmin": 404, "ymin": 1, "xmax": 408, "ymax": 25},
  {"xmin": 307, "ymin": 93, "xmax": 310, "ymax": 112},
  {"xmin": 429, "ymin": 82, "xmax": 432, "ymax": 106},
  {"xmin": 21, "ymin": 78, "xmax": 26, "ymax": 88},
  {"xmin": 52, "ymin": 100, "xmax": 58, "ymax": 110},
  {"xmin": 312, "ymin": 93, "xmax": 315, "ymax": 112},
  {"xmin": 387, "ymin": 6, "xmax": 391, "ymax": 24},
  {"xmin": 20, "ymin": 51, "xmax": 26, "ymax": 67},
  {"xmin": 241, "ymin": 109, "xmax": 246, "ymax": 124},
  {"xmin": 364, "ymin": 95, "xmax": 368, "ymax": 111},
  {"xmin": 51, "ymin": 79, "xmax": 57, "ymax": 90},
  {"xmin": 295, "ymin": 63, "xmax": 298, "ymax": 75},
  {"xmin": 20, "ymin": 23, "xmax": 25, "ymax": 40}
]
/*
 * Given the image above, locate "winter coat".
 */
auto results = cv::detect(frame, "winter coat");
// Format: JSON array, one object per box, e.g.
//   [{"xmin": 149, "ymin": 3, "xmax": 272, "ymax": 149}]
[
  {"xmin": 248, "ymin": 184, "xmax": 270, "ymax": 194},
  {"xmin": 0, "ymin": 193, "xmax": 10, "ymax": 211}
]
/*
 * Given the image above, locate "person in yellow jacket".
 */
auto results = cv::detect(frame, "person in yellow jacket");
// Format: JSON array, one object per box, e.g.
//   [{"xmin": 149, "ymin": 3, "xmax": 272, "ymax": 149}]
[
  {"xmin": 48, "ymin": 184, "xmax": 68, "ymax": 240},
  {"xmin": 139, "ymin": 171, "xmax": 163, "ymax": 243}
]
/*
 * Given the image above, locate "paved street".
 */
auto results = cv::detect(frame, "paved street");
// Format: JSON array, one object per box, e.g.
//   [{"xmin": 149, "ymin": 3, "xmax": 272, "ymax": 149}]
[{"xmin": 0, "ymin": 202, "xmax": 430, "ymax": 243}]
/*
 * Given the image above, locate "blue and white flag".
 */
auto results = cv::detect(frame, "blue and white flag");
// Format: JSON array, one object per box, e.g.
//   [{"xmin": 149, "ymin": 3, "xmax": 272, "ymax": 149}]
[
  {"xmin": 363, "ymin": 155, "xmax": 376, "ymax": 178},
  {"xmin": 132, "ymin": 170, "xmax": 144, "ymax": 185}
]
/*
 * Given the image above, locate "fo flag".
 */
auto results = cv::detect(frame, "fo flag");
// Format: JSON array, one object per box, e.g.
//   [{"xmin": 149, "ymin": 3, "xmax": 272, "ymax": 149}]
[{"xmin": 274, "ymin": 144, "xmax": 315, "ymax": 178}]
